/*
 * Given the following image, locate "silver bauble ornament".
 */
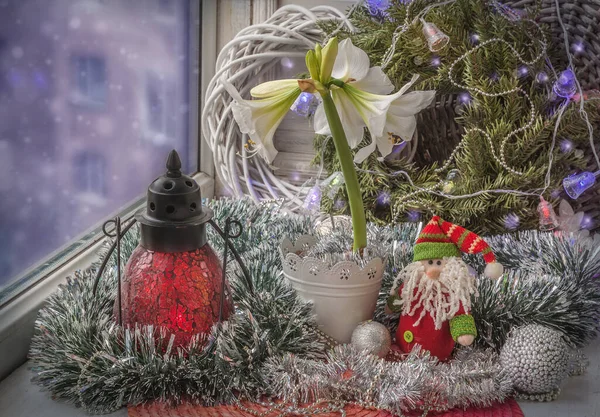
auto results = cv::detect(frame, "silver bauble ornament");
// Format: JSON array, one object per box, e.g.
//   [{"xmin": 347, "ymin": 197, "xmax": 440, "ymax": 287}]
[
  {"xmin": 500, "ymin": 324, "xmax": 570, "ymax": 396},
  {"xmin": 350, "ymin": 321, "xmax": 391, "ymax": 358}
]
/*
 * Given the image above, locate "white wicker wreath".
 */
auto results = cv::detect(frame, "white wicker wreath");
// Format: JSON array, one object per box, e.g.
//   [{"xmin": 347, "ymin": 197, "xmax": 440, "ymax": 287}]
[{"xmin": 201, "ymin": 5, "xmax": 354, "ymax": 210}]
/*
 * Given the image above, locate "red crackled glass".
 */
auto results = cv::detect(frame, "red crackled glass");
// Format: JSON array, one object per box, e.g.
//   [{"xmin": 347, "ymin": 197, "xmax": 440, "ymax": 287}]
[
  {"xmin": 115, "ymin": 150, "xmax": 232, "ymax": 348},
  {"xmin": 119, "ymin": 245, "xmax": 232, "ymax": 347}
]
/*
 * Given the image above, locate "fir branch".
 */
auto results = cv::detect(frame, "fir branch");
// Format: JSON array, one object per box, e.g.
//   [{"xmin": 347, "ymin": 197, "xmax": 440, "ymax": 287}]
[{"xmin": 317, "ymin": 0, "xmax": 600, "ymax": 234}]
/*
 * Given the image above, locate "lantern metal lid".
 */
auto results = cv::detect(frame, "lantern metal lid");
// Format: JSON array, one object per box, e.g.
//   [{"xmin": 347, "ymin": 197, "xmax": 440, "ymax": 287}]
[{"xmin": 137, "ymin": 149, "xmax": 212, "ymax": 253}]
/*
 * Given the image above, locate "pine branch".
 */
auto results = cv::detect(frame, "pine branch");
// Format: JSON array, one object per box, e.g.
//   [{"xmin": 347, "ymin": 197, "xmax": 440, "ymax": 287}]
[{"xmin": 317, "ymin": 0, "xmax": 599, "ymax": 234}]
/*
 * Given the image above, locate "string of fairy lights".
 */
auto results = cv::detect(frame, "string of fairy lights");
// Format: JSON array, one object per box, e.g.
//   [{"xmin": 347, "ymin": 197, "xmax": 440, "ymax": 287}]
[
  {"xmin": 290, "ymin": 0, "xmax": 599, "ymax": 231},
  {"xmin": 444, "ymin": 24, "xmax": 548, "ymax": 176}
]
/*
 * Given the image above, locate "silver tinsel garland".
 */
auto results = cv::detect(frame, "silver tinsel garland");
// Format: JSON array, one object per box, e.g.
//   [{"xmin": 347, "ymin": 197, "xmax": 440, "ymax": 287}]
[
  {"xmin": 263, "ymin": 345, "xmax": 511, "ymax": 415},
  {"xmin": 29, "ymin": 199, "xmax": 600, "ymax": 414}
]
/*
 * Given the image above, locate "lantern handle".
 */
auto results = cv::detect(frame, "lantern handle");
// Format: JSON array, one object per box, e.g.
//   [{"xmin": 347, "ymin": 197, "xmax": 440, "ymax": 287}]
[
  {"xmin": 93, "ymin": 216, "xmax": 254, "ymax": 296},
  {"xmin": 92, "ymin": 215, "xmax": 254, "ymax": 326},
  {"xmin": 208, "ymin": 218, "xmax": 254, "ymax": 295},
  {"xmin": 92, "ymin": 217, "xmax": 137, "ymax": 299}
]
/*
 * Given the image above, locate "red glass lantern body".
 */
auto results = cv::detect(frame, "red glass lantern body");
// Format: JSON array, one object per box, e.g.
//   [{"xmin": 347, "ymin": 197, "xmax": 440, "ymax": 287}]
[
  {"xmin": 119, "ymin": 244, "xmax": 232, "ymax": 347},
  {"xmin": 112, "ymin": 150, "xmax": 234, "ymax": 348}
]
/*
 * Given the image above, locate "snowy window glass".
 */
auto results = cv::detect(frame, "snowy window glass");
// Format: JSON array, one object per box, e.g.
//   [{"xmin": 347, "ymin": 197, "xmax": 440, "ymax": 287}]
[
  {"xmin": 0, "ymin": 0, "xmax": 196, "ymax": 300},
  {"xmin": 145, "ymin": 71, "xmax": 176, "ymax": 143},
  {"xmin": 159, "ymin": 0, "xmax": 175, "ymax": 15},
  {"xmin": 70, "ymin": 55, "xmax": 107, "ymax": 107},
  {"xmin": 73, "ymin": 151, "xmax": 107, "ymax": 195}
]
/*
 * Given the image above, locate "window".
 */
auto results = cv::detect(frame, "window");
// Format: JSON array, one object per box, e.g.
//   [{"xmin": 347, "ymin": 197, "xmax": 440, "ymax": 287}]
[
  {"xmin": 70, "ymin": 55, "xmax": 107, "ymax": 107},
  {"xmin": 74, "ymin": 151, "xmax": 107, "ymax": 196},
  {"xmin": 0, "ymin": 0, "xmax": 198, "ymax": 304},
  {"xmin": 0, "ymin": 37, "xmax": 8, "ymax": 97},
  {"xmin": 145, "ymin": 72, "xmax": 177, "ymax": 144},
  {"xmin": 158, "ymin": 0, "xmax": 175, "ymax": 16}
]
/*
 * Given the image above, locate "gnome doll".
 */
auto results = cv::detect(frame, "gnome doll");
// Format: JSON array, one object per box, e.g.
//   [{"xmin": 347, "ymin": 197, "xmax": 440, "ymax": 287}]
[{"xmin": 386, "ymin": 216, "xmax": 503, "ymax": 361}]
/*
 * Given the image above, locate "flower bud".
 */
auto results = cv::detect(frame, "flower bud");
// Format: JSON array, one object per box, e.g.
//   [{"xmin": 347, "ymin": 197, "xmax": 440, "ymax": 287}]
[
  {"xmin": 305, "ymin": 50, "xmax": 320, "ymax": 82},
  {"xmin": 319, "ymin": 37, "xmax": 338, "ymax": 83}
]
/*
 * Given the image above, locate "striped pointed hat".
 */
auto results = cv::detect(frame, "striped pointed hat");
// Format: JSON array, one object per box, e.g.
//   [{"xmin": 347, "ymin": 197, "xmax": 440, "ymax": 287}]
[{"xmin": 414, "ymin": 215, "xmax": 504, "ymax": 279}]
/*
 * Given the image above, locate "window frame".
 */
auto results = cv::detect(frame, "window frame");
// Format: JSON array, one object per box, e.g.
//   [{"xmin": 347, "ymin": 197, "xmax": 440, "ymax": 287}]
[{"xmin": 0, "ymin": 0, "xmax": 215, "ymax": 381}]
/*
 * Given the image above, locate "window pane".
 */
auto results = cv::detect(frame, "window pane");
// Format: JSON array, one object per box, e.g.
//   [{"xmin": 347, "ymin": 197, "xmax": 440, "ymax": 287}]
[{"xmin": 0, "ymin": 0, "xmax": 196, "ymax": 298}]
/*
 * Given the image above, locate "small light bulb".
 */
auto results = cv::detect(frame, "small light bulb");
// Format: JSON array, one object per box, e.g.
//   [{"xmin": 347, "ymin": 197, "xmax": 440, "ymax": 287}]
[
  {"xmin": 516, "ymin": 66, "xmax": 529, "ymax": 78},
  {"xmin": 291, "ymin": 92, "xmax": 319, "ymax": 117},
  {"xmin": 553, "ymin": 69, "xmax": 577, "ymax": 99},
  {"xmin": 559, "ymin": 139, "xmax": 573, "ymax": 153},
  {"xmin": 376, "ymin": 191, "xmax": 391, "ymax": 206},
  {"xmin": 572, "ymin": 42, "xmax": 584, "ymax": 54},
  {"xmin": 407, "ymin": 210, "xmax": 421, "ymax": 222},
  {"xmin": 581, "ymin": 215, "xmax": 593, "ymax": 230},
  {"xmin": 280, "ymin": 57, "xmax": 294, "ymax": 69},
  {"xmin": 504, "ymin": 213, "xmax": 520, "ymax": 230},
  {"xmin": 334, "ymin": 199, "xmax": 347, "ymax": 210},
  {"xmin": 537, "ymin": 196, "xmax": 559, "ymax": 231},
  {"xmin": 459, "ymin": 92, "xmax": 472, "ymax": 104},
  {"xmin": 536, "ymin": 71, "xmax": 549, "ymax": 84},
  {"xmin": 366, "ymin": 0, "xmax": 390, "ymax": 17},
  {"xmin": 563, "ymin": 171, "xmax": 598, "ymax": 199},
  {"xmin": 303, "ymin": 185, "xmax": 322, "ymax": 212}
]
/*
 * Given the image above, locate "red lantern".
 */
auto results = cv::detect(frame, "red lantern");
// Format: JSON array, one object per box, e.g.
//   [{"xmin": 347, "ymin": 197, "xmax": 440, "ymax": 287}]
[
  {"xmin": 116, "ymin": 150, "xmax": 232, "ymax": 347},
  {"xmin": 121, "ymin": 244, "xmax": 228, "ymax": 347}
]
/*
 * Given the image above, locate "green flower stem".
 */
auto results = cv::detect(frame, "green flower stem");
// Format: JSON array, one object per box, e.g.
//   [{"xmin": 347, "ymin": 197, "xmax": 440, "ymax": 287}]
[{"xmin": 321, "ymin": 93, "xmax": 367, "ymax": 251}]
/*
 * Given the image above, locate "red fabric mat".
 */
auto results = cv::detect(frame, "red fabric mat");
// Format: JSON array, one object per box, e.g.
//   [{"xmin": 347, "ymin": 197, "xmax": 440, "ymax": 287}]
[{"xmin": 128, "ymin": 399, "xmax": 523, "ymax": 417}]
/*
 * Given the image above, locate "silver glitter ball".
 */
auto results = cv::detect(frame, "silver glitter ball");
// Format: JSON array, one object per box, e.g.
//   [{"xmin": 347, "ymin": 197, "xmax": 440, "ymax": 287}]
[
  {"xmin": 350, "ymin": 321, "xmax": 391, "ymax": 358},
  {"xmin": 500, "ymin": 324, "xmax": 570, "ymax": 395}
]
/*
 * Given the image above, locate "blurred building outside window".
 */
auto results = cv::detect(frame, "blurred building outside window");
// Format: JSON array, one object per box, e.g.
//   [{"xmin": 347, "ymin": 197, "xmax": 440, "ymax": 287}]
[
  {"xmin": 70, "ymin": 54, "xmax": 107, "ymax": 107},
  {"xmin": 0, "ymin": 0, "xmax": 198, "ymax": 304},
  {"xmin": 73, "ymin": 151, "xmax": 107, "ymax": 204},
  {"xmin": 145, "ymin": 71, "xmax": 176, "ymax": 145}
]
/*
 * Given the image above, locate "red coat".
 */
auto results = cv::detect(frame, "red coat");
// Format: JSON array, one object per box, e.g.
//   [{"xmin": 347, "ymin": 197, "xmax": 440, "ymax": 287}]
[{"xmin": 394, "ymin": 284, "xmax": 467, "ymax": 362}]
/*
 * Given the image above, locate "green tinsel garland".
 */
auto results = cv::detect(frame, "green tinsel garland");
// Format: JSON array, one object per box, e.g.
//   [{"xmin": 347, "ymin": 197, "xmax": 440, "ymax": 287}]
[
  {"xmin": 29, "ymin": 199, "xmax": 600, "ymax": 413},
  {"xmin": 316, "ymin": 0, "xmax": 600, "ymax": 234}
]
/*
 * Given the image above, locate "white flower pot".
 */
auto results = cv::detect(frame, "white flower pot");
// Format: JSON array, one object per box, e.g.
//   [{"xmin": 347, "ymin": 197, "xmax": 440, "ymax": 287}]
[{"xmin": 279, "ymin": 235, "xmax": 384, "ymax": 343}]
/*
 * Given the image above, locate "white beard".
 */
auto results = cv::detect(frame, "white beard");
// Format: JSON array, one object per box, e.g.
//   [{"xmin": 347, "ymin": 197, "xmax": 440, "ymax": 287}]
[{"xmin": 397, "ymin": 257, "xmax": 477, "ymax": 330}]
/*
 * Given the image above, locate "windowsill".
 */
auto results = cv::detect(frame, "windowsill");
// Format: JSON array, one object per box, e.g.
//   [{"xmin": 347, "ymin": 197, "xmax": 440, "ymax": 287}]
[
  {"xmin": 0, "ymin": 364, "xmax": 127, "ymax": 416},
  {"xmin": 1, "ymin": 341, "xmax": 599, "ymax": 416},
  {"xmin": 0, "ymin": 172, "xmax": 214, "ymax": 381}
]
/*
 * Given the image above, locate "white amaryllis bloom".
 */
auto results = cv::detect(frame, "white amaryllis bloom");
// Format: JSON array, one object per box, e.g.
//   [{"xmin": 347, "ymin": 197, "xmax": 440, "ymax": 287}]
[
  {"xmin": 222, "ymin": 79, "xmax": 300, "ymax": 163},
  {"xmin": 313, "ymin": 39, "xmax": 435, "ymax": 163}
]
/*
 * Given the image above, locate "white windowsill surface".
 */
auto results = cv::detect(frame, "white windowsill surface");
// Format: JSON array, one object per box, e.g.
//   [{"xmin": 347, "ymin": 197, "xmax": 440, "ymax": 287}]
[{"xmin": 1, "ymin": 341, "xmax": 598, "ymax": 417}]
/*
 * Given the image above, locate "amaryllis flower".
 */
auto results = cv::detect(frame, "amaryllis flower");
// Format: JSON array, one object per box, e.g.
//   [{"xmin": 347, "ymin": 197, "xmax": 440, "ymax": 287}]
[
  {"xmin": 221, "ymin": 39, "xmax": 339, "ymax": 163},
  {"xmin": 224, "ymin": 37, "xmax": 435, "ymax": 251},
  {"xmin": 313, "ymin": 39, "xmax": 435, "ymax": 163},
  {"xmin": 222, "ymin": 79, "xmax": 301, "ymax": 163}
]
